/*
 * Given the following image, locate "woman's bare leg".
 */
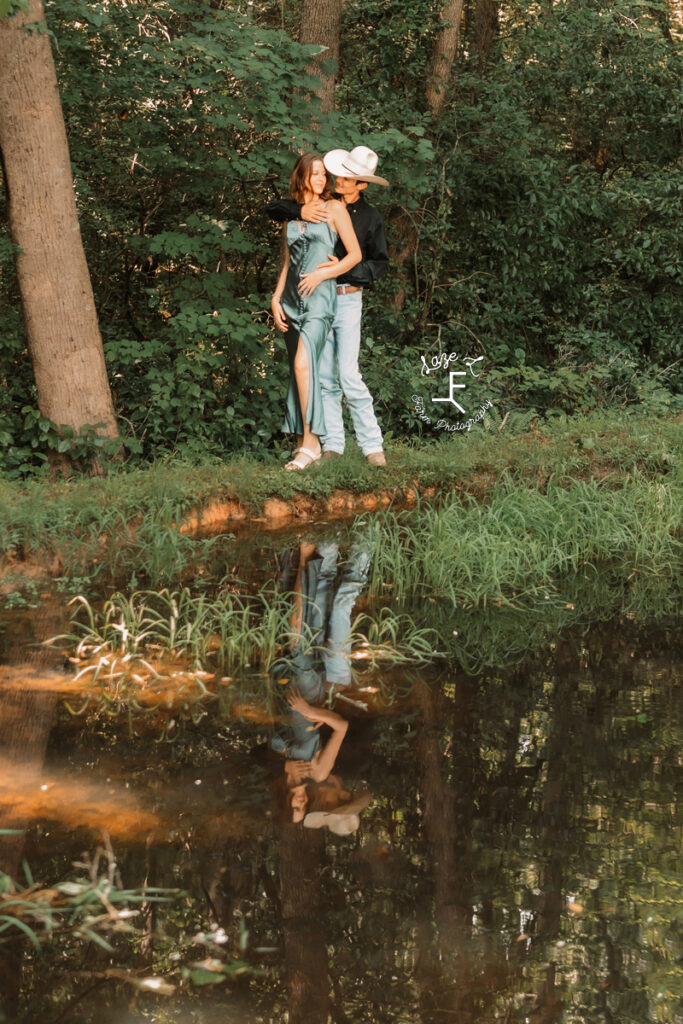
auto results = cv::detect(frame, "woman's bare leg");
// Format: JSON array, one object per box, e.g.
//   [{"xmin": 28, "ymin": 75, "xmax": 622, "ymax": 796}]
[{"xmin": 293, "ymin": 337, "xmax": 320, "ymax": 456}]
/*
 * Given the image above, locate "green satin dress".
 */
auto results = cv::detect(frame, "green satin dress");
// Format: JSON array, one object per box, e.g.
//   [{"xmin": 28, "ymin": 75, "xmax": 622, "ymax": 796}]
[{"xmin": 281, "ymin": 216, "xmax": 338, "ymax": 437}]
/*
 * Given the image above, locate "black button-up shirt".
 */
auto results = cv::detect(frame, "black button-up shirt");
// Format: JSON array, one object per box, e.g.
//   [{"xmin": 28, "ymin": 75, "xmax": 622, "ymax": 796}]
[{"xmin": 267, "ymin": 194, "xmax": 389, "ymax": 288}]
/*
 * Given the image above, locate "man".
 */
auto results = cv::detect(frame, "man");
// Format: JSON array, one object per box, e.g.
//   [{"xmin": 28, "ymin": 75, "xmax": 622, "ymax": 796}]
[{"xmin": 267, "ymin": 146, "xmax": 389, "ymax": 466}]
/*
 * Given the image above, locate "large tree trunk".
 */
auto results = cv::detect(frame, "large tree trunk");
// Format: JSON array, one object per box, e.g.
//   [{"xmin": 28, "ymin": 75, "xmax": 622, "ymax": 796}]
[
  {"xmin": 0, "ymin": 1, "xmax": 118, "ymax": 450},
  {"xmin": 426, "ymin": 0, "xmax": 465, "ymax": 118},
  {"xmin": 300, "ymin": 0, "xmax": 342, "ymax": 114}
]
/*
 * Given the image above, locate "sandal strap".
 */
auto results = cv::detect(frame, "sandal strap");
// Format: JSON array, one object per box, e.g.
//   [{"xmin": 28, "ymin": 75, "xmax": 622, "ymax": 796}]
[{"xmin": 285, "ymin": 446, "xmax": 321, "ymax": 470}]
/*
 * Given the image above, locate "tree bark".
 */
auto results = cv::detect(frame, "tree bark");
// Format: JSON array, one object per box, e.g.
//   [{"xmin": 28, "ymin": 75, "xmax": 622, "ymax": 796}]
[
  {"xmin": 426, "ymin": 0, "xmax": 466, "ymax": 118},
  {"xmin": 472, "ymin": 0, "xmax": 499, "ymax": 70},
  {"xmin": 388, "ymin": 1, "xmax": 465, "ymax": 311},
  {"xmin": 300, "ymin": 0, "xmax": 342, "ymax": 114},
  {"xmin": 0, "ymin": 2, "xmax": 118, "ymax": 448}
]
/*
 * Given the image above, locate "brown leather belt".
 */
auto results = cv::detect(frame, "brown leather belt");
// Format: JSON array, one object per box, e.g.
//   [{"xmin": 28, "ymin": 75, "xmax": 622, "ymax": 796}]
[{"xmin": 337, "ymin": 285, "xmax": 363, "ymax": 295}]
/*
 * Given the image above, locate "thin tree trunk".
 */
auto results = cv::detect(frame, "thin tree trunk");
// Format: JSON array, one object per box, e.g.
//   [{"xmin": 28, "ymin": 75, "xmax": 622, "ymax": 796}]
[
  {"xmin": 472, "ymin": 0, "xmax": 499, "ymax": 70},
  {"xmin": 388, "ymin": 1, "xmax": 465, "ymax": 311},
  {"xmin": 300, "ymin": 0, "xmax": 342, "ymax": 114},
  {"xmin": 426, "ymin": 0, "xmax": 465, "ymax": 118},
  {"xmin": 0, "ymin": 2, "xmax": 118, "ymax": 451}
]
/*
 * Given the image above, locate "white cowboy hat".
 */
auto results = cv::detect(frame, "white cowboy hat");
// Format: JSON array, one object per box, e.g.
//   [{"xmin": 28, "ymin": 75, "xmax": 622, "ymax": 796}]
[
  {"xmin": 324, "ymin": 146, "xmax": 390, "ymax": 187},
  {"xmin": 303, "ymin": 791, "xmax": 372, "ymax": 836}
]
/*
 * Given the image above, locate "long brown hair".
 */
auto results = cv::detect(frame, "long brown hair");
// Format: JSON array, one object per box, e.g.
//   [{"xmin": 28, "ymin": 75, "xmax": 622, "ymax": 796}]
[{"xmin": 289, "ymin": 152, "xmax": 332, "ymax": 204}]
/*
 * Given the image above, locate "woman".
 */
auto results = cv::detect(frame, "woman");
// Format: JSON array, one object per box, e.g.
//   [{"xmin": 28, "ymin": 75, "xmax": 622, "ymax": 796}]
[
  {"xmin": 278, "ymin": 692, "xmax": 350, "ymax": 823},
  {"xmin": 271, "ymin": 153, "xmax": 361, "ymax": 470},
  {"xmin": 269, "ymin": 540, "xmax": 353, "ymax": 823}
]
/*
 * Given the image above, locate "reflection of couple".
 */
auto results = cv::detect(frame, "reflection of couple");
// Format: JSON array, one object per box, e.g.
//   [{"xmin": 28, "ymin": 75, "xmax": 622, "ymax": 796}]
[
  {"xmin": 269, "ymin": 147, "xmax": 389, "ymax": 470},
  {"xmin": 270, "ymin": 541, "xmax": 371, "ymax": 832}
]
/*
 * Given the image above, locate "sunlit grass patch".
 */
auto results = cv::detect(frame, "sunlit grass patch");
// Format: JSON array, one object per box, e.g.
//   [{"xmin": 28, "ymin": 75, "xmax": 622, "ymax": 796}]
[{"xmin": 47, "ymin": 587, "xmax": 441, "ymax": 723}]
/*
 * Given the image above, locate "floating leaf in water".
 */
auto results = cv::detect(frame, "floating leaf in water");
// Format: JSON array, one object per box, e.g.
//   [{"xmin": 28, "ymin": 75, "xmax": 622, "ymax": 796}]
[
  {"xmin": 136, "ymin": 976, "xmax": 175, "ymax": 995},
  {"xmin": 104, "ymin": 969, "xmax": 175, "ymax": 995},
  {"xmin": 57, "ymin": 882, "xmax": 88, "ymax": 896}
]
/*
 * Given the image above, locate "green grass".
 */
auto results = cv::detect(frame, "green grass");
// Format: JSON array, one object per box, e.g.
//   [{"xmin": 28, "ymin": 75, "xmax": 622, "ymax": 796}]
[
  {"xmin": 0, "ymin": 409, "xmax": 679, "ymax": 592},
  {"xmin": 364, "ymin": 474, "xmax": 682, "ymax": 606}
]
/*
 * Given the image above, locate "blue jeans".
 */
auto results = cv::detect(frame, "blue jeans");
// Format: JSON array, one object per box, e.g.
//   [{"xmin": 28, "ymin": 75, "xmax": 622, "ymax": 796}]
[
  {"xmin": 319, "ymin": 291, "xmax": 384, "ymax": 456},
  {"xmin": 317, "ymin": 541, "xmax": 372, "ymax": 687}
]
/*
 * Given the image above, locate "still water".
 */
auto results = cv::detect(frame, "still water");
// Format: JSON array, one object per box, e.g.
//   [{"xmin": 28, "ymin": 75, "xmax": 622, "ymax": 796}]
[{"xmin": 0, "ymin": 534, "xmax": 681, "ymax": 1024}]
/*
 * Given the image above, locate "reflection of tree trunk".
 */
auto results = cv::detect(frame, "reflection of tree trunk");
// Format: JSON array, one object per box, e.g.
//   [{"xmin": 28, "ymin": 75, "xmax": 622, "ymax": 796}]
[
  {"xmin": 300, "ymin": 0, "xmax": 342, "ymax": 114},
  {"xmin": 0, "ymin": 595, "xmax": 66, "ymax": 1018},
  {"xmin": 413, "ymin": 675, "xmax": 474, "ymax": 1019},
  {"xmin": 279, "ymin": 823, "xmax": 329, "ymax": 1024},
  {"xmin": 530, "ymin": 643, "xmax": 575, "ymax": 1024},
  {"xmin": 139, "ymin": 835, "xmax": 157, "ymax": 965}
]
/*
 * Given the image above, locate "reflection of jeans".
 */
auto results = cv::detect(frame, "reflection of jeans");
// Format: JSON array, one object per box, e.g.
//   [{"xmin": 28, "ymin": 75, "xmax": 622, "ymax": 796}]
[
  {"xmin": 318, "ymin": 542, "xmax": 371, "ymax": 686},
  {"xmin": 319, "ymin": 292, "xmax": 383, "ymax": 456}
]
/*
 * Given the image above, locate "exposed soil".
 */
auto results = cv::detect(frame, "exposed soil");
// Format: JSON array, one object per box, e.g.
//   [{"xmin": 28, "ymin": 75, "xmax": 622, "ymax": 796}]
[{"xmin": 179, "ymin": 482, "xmax": 441, "ymax": 534}]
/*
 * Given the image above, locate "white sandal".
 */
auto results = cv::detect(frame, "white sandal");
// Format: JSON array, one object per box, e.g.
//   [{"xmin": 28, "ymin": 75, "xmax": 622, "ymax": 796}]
[{"xmin": 285, "ymin": 446, "xmax": 321, "ymax": 471}]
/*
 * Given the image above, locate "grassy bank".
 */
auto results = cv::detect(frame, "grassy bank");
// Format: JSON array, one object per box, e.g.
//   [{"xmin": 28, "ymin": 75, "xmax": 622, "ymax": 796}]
[{"xmin": 0, "ymin": 410, "xmax": 679, "ymax": 591}]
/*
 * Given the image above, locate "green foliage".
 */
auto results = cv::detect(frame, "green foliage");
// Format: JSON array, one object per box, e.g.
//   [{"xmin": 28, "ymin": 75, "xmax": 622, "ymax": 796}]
[{"xmin": 0, "ymin": 0, "xmax": 29, "ymax": 18}]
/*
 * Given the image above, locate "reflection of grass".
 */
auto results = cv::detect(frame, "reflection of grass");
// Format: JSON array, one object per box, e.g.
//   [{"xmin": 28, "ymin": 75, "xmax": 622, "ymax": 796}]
[
  {"xmin": 401, "ymin": 571, "xmax": 679, "ymax": 674},
  {"xmin": 0, "ymin": 834, "xmax": 172, "ymax": 955},
  {"xmin": 0, "ymin": 834, "xmax": 265, "ymax": 999},
  {"xmin": 50, "ymin": 588, "xmax": 440, "ymax": 722},
  {"xmin": 364, "ymin": 475, "xmax": 681, "ymax": 607}
]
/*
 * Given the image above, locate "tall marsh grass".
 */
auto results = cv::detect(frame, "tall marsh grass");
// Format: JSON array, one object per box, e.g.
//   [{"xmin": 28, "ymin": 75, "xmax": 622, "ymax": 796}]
[{"xmin": 364, "ymin": 475, "xmax": 681, "ymax": 607}]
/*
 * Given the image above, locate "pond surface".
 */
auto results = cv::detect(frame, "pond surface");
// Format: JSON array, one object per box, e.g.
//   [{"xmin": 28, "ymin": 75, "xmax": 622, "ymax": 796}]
[{"xmin": 0, "ymin": 532, "xmax": 681, "ymax": 1024}]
